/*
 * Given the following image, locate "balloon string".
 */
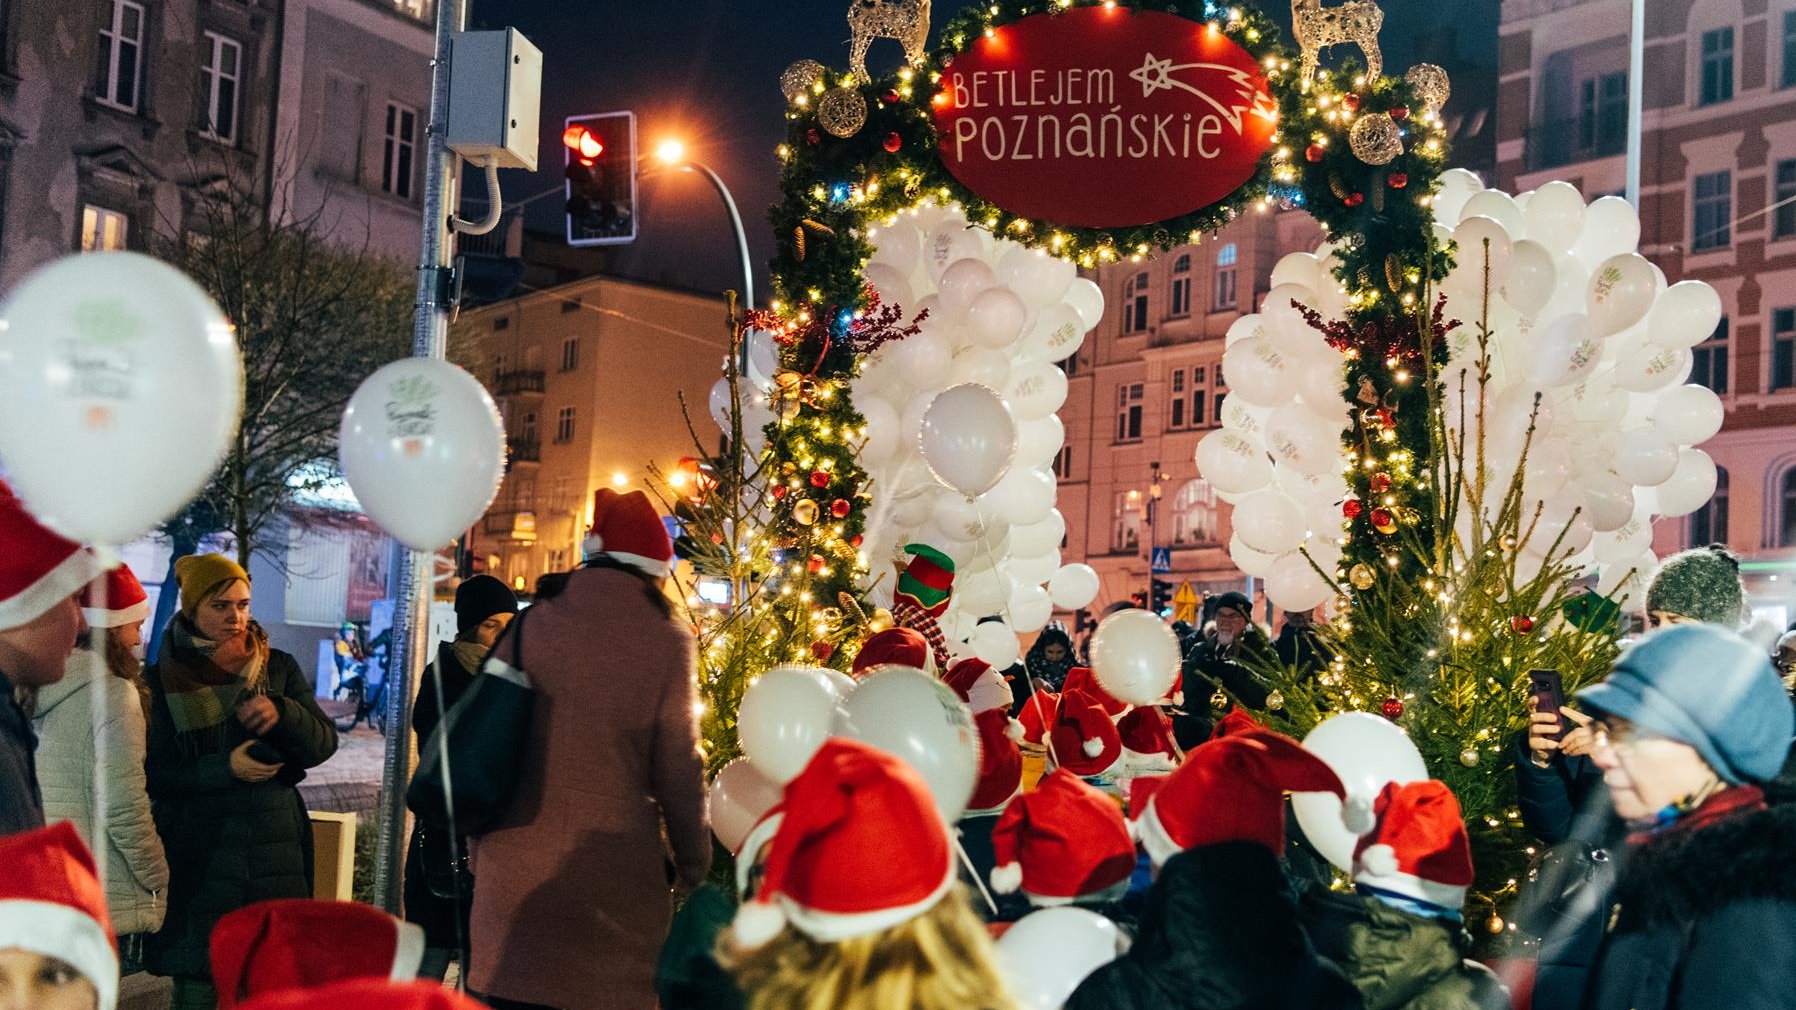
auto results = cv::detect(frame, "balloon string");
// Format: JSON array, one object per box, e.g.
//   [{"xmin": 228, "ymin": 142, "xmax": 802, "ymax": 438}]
[
  {"xmin": 89, "ymin": 548, "xmax": 110, "ymax": 898},
  {"xmin": 955, "ymin": 836, "xmax": 1000, "ymax": 917},
  {"xmin": 967, "ymin": 507, "xmax": 1061, "ymax": 770}
]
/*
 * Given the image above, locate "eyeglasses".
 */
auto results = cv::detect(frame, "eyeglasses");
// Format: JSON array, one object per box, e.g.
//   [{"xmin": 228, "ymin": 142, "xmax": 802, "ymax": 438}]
[{"xmin": 1590, "ymin": 719, "xmax": 1663, "ymax": 751}]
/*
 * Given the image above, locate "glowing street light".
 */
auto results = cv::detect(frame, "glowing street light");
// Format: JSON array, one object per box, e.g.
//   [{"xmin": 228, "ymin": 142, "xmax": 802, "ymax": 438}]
[{"xmin": 654, "ymin": 138, "xmax": 688, "ymax": 166}]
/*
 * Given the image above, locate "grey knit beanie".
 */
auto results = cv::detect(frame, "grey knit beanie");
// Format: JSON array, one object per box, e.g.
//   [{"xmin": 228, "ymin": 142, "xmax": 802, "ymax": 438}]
[{"xmin": 1644, "ymin": 544, "xmax": 1745, "ymax": 628}]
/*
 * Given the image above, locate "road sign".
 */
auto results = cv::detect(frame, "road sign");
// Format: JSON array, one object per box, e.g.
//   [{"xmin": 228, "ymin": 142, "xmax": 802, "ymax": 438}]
[
  {"xmin": 1172, "ymin": 581, "xmax": 1199, "ymax": 624},
  {"xmin": 1151, "ymin": 546, "xmax": 1172, "ymax": 574}
]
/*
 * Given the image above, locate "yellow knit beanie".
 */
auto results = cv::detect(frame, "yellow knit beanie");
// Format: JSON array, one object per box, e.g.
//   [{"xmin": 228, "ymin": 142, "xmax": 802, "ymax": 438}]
[{"xmin": 173, "ymin": 553, "xmax": 249, "ymax": 618}]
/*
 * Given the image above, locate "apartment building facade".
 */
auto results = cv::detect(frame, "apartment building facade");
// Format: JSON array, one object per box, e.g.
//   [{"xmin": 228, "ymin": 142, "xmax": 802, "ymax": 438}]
[
  {"xmin": 1499, "ymin": 0, "xmax": 1796, "ymax": 623},
  {"xmin": 462, "ymin": 275, "xmax": 731, "ymax": 593}
]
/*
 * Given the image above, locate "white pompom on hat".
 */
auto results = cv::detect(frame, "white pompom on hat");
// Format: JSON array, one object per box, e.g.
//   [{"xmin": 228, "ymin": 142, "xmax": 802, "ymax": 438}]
[{"xmin": 1351, "ymin": 780, "xmax": 1475, "ymax": 910}]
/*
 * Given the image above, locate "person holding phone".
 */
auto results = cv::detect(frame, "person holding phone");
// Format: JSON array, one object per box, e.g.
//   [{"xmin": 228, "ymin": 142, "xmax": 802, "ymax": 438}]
[{"xmin": 143, "ymin": 555, "xmax": 338, "ymax": 1010}]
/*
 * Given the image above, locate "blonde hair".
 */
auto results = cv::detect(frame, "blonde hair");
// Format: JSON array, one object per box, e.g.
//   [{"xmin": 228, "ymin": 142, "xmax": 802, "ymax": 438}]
[{"xmin": 723, "ymin": 887, "xmax": 1018, "ymax": 1010}]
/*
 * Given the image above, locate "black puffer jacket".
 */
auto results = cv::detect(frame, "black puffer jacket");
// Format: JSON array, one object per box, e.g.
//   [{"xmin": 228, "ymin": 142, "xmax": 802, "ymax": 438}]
[
  {"xmin": 1582, "ymin": 795, "xmax": 1796, "ymax": 1010},
  {"xmin": 0, "ymin": 667, "xmax": 43, "ymax": 834},
  {"xmin": 143, "ymin": 649, "xmax": 337, "ymax": 980},
  {"xmin": 1172, "ymin": 629, "xmax": 1273, "ymax": 749},
  {"xmin": 1066, "ymin": 841, "xmax": 1362, "ymax": 1010}
]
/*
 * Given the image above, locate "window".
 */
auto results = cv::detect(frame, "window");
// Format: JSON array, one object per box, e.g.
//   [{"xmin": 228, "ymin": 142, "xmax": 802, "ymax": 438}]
[
  {"xmin": 1171, "ymin": 369, "xmax": 1186, "ymax": 394},
  {"xmin": 1693, "ymin": 316, "xmax": 1730, "ymax": 394},
  {"xmin": 321, "ymin": 74, "xmax": 366, "ymax": 181},
  {"xmin": 1785, "ymin": 12, "xmax": 1796, "ymax": 89},
  {"xmin": 547, "ymin": 548, "xmax": 567, "ymax": 576},
  {"xmin": 95, "ymin": 0, "xmax": 145, "ymax": 112},
  {"xmin": 493, "ymin": 316, "xmax": 510, "ymax": 331},
  {"xmin": 1053, "ymin": 445, "xmax": 1073, "ymax": 480},
  {"xmin": 1699, "ymin": 27, "xmax": 1734, "ymax": 106},
  {"xmin": 519, "ymin": 410, "xmax": 537, "ymax": 445},
  {"xmin": 1781, "ymin": 468, "xmax": 1796, "ymax": 547},
  {"xmin": 1171, "ymin": 479, "xmax": 1219, "ymax": 546},
  {"xmin": 1214, "ymin": 243, "xmax": 1239, "ymax": 309},
  {"xmin": 1113, "ymin": 491, "xmax": 1144, "ymax": 553},
  {"xmin": 1116, "ymin": 383, "xmax": 1144, "ymax": 442},
  {"xmin": 1577, "ymin": 72, "xmax": 1627, "ymax": 158},
  {"xmin": 560, "ymin": 337, "xmax": 579, "ymax": 372},
  {"xmin": 1123, "ymin": 272, "xmax": 1149, "ymax": 333},
  {"xmin": 554, "ymin": 406, "xmax": 574, "ymax": 443},
  {"xmin": 199, "ymin": 33, "xmax": 241, "ymax": 143},
  {"xmin": 80, "ymin": 205, "xmax": 129, "ymax": 252},
  {"xmin": 382, "ymin": 102, "xmax": 418, "ymax": 199},
  {"xmin": 1691, "ymin": 171, "xmax": 1732, "ymax": 252},
  {"xmin": 1776, "ymin": 160, "xmax": 1796, "ymax": 241},
  {"xmin": 1689, "ymin": 467, "xmax": 1728, "ymax": 546},
  {"xmin": 1774, "ymin": 310, "xmax": 1796, "ymax": 392},
  {"xmin": 1171, "ymin": 397, "xmax": 1186, "ymax": 429},
  {"xmin": 1170, "ymin": 255, "xmax": 1193, "ymax": 317},
  {"xmin": 1191, "ymin": 365, "xmax": 1209, "ymax": 428},
  {"xmin": 561, "ymin": 298, "xmax": 582, "ymax": 314}
]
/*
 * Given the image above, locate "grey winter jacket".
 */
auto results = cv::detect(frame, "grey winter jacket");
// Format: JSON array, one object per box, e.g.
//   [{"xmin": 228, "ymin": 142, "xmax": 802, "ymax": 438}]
[{"xmin": 32, "ymin": 650, "xmax": 169, "ymax": 934}]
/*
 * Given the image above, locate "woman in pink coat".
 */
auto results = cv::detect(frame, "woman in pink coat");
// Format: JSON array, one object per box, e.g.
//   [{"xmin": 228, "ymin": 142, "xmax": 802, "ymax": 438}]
[{"xmin": 467, "ymin": 489, "xmax": 711, "ymax": 1010}]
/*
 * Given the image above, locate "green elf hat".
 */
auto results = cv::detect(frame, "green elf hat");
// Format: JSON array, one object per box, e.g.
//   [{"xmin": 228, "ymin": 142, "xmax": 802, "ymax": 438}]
[{"xmin": 895, "ymin": 543, "xmax": 956, "ymax": 618}]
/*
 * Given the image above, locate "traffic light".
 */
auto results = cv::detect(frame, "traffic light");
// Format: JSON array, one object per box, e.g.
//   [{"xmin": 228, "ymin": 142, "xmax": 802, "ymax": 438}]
[
  {"xmin": 1129, "ymin": 590, "xmax": 1148, "ymax": 609},
  {"xmin": 562, "ymin": 111, "xmax": 637, "ymax": 246},
  {"xmin": 1151, "ymin": 578, "xmax": 1173, "ymax": 615}
]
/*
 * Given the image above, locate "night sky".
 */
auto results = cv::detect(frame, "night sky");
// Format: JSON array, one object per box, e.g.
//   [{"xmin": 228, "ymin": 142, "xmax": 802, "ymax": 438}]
[{"xmin": 472, "ymin": 0, "xmax": 1500, "ymax": 298}]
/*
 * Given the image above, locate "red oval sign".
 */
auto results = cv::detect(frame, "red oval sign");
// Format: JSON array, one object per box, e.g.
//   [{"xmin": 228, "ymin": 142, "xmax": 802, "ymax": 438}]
[{"xmin": 933, "ymin": 8, "xmax": 1277, "ymax": 229}]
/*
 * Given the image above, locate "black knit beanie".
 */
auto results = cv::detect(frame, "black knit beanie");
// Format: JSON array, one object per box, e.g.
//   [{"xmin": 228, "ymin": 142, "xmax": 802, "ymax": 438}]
[
  {"xmin": 1644, "ymin": 544, "xmax": 1745, "ymax": 628},
  {"xmin": 455, "ymin": 574, "xmax": 519, "ymax": 635}
]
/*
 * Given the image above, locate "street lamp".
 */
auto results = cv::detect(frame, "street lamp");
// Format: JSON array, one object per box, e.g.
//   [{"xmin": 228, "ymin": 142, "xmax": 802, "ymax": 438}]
[{"xmin": 651, "ymin": 138, "xmax": 754, "ymax": 324}]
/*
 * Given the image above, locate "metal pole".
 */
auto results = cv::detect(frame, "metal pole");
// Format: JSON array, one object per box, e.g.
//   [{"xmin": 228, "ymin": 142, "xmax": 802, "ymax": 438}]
[
  {"xmin": 682, "ymin": 161, "xmax": 754, "ymax": 368},
  {"xmin": 375, "ymin": 0, "xmax": 464, "ymax": 915},
  {"xmin": 1624, "ymin": 0, "xmax": 1645, "ymax": 206}
]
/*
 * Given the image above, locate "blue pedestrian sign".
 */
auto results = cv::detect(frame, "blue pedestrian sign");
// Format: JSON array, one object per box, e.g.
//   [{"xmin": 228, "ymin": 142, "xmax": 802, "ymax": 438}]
[{"xmin": 1151, "ymin": 547, "xmax": 1172, "ymax": 574}]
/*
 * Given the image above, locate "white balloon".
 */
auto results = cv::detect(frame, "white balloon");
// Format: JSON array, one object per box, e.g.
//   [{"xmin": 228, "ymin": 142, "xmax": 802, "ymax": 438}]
[
  {"xmin": 1049, "ymin": 563, "xmax": 1101, "ymax": 610},
  {"xmin": 1009, "ymin": 583, "xmax": 1055, "ymax": 633},
  {"xmin": 1010, "ymin": 548, "xmax": 1063, "ymax": 587},
  {"xmin": 965, "ymin": 286, "xmax": 1030, "ymax": 349},
  {"xmin": 1586, "ymin": 253, "xmax": 1657, "ymax": 336},
  {"xmin": 1597, "ymin": 550, "xmax": 1656, "ymax": 601},
  {"xmin": 1263, "ymin": 283, "xmax": 1320, "ymax": 353},
  {"xmin": 1266, "ymin": 550, "xmax": 1333, "ymax": 612},
  {"xmin": 739, "ymin": 665, "xmax": 846, "ymax": 784},
  {"xmin": 1461, "ymin": 189, "xmax": 1524, "ymax": 237},
  {"xmin": 1653, "ymin": 448, "xmax": 1718, "ymax": 518},
  {"xmin": 710, "ymin": 758, "xmax": 784, "ymax": 852},
  {"xmin": 1574, "ymin": 196, "xmax": 1641, "ymax": 268},
  {"xmin": 833, "ymin": 667, "xmax": 981, "ymax": 820},
  {"xmin": 1523, "ymin": 180, "xmax": 1586, "ymax": 251},
  {"xmin": 870, "ymin": 220, "xmax": 924, "ymax": 274},
  {"xmin": 1579, "ymin": 471, "xmax": 1636, "ymax": 533},
  {"xmin": 996, "ymin": 908, "xmax": 1124, "ymax": 1010},
  {"xmin": 1220, "ymin": 397, "xmax": 1271, "ymax": 443},
  {"xmin": 958, "ymin": 566, "xmax": 1013, "ymax": 617},
  {"xmin": 1012, "ymin": 509, "xmax": 1067, "ymax": 557},
  {"xmin": 745, "ymin": 328, "xmax": 781, "ymax": 387},
  {"xmin": 1232, "ymin": 489, "xmax": 1308, "ymax": 555},
  {"xmin": 1225, "ymin": 314, "xmax": 1268, "ymax": 348},
  {"xmin": 858, "ymin": 397, "xmax": 901, "ymax": 466},
  {"xmin": 1270, "ymin": 252, "xmax": 1325, "ymax": 291},
  {"xmin": 864, "ymin": 262, "xmax": 915, "ymax": 315},
  {"xmin": 1062, "ymin": 278, "xmax": 1106, "ymax": 332},
  {"xmin": 919, "ymin": 384, "xmax": 1018, "ymax": 497},
  {"xmin": 979, "ymin": 466, "xmax": 1056, "ymax": 527},
  {"xmin": 1266, "ymin": 404, "xmax": 1345, "ymax": 477},
  {"xmin": 0, "ymin": 252, "xmax": 244, "ymax": 543},
  {"xmin": 971, "ymin": 619, "xmax": 1023, "ymax": 666},
  {"xmin": 895, "ymin": 327, "xmax": 953, "ymax": 389},
  {"xmin": 1612, "ymin": 427, "xmax": 1679, "ymax": 487},
  {"xmin": 1020, "ymin": 304, "xmax": 1089, "ymax": 364},
  {"xmin": 1292, "ymin": 713, "xmax": 1429, "ymax": 872},
  {"xmin": 1005, "ymin": 362, "xmax": 1069, "ymax": 420},
  {"xmin": 948, "ymin": 345, "xmax": 1013, "ymax": 390},
  {"xmin": 1647, "ymin": 281, "xmax": 1724, "ymax": 350},
  {"xmin": 1613, "ymin": 342, "xmax": 1691, "ymax": 394},
  {"xmin": 924, "ymin": 223, "xmax": 988, "ymax": 280},
  {"xmin": 1433, "ymin": 168, "xmax": 1485, "ymax": 224},
  {"xmin": 933, "ymin": 493, "xmax": 989, "ymax": 544},
  {"xmin": 1453, "ymin": 215, "xmax": 1513, "ymax": 290},
  {"xmin": 1228, "ymin": 533, "xmax": 1280, "ymax": 578},
  {"xmin": 939, "ymin": 258, "xmax": 999, "ymax": 319},
  {"xmin": 1651, "ymin": 384, "xmax": 1724, "ymax": 445},
  {"xmin": 1502, "ymin": 239, "xmax": 1558, "ymax": 317},
  {"xmin": 1220, "ymin": 336, "xmax": 1292, "ymax": 407},
  {"xmin": 341, "ymin": 358, "xmax": 504, "ymax": 552},
  {"xmin": 1293, "ymin": 356, "xmax": 1347, "ymax": 416},
  {"xmin": 1195, "ymin": 429, "xmax": 1273, "ymax": 494},
  {"xmin": 1015, "ymin": 415, "xmax": 1067, "ymax": 470},
  {"xmin": 1529, "ymin": 313, "xmax": 1604, "ymax": 388},
  {"xmin": 708, "ymin": 377, "xmax": 733, "ymax": 432},
  {"xmin": 1089, "ymin": 609, "xmax": 1181, "ymax": 704},
  {"xmin": 997, "ymin": 244, "xmax": 1076, "ymax": 308}
]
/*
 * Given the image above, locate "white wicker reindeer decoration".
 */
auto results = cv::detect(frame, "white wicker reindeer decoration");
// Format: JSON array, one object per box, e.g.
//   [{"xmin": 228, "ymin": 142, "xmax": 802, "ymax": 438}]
[
  {"xmin": 848, "ymin": 0, "xmax": 932, "ymax": 84},
  {"xmin": 1291, "ymin": 0, "xmax": 1384, "ymax": 86}
]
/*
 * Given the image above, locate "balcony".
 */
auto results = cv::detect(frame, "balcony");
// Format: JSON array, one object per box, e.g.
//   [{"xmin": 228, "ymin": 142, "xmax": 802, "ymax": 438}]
[
  {"xmin": 1525, "ymin": 114, "xmax": 1626, "ymax": 173},
  {"xmin": 494, "ymin": 369, "xmax": 545, "ymax": 397},
  {"xmin": 506, "ymin": 437, "xmax": 540, "ymax": 470},
  {"xmin": 483, "ymin": 510, "xmax": 537, "ymax": 542}
]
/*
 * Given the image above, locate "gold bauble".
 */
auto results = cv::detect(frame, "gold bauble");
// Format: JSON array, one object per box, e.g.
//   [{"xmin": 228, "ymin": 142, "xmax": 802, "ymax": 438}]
[
  {"xmin": 1486, "ymin": 914, "xmax": 1505, "ymax": 935},
  {"xmin": 1266, "ymin": 690, "xmax": 1285, "ymax": 712},
  {"xmin": 1349, "ymin": 112, "xmax": 1403, "ymax": 166},
  {"xmin": 1405, "ymin": 63, "xmax": 1451, "ymax": 118},
  {"xmin": 1209, "ymin": 686, "xmax": 1230, "ymax": 710},
  {"xmin": 780, "ymin": 60, "xmax": 826, "ymax": 102},
  {"xmin": 793, "ymin": 499, "xmax": 820, "ymax": 526},
  {"xmin": 868, "ymin": 608, "xmax": 895, "ymax": 633},
  {"xmin": 1460, "ymin": 748, "xmax": 1480, "ymax": 767},
  {"xmin": 817, "ymin": 87, "xmax": 868, "ymax": 139},
  {"xmin": 1349, "ymin": 563, "xmax": 1376, "ymax": 590}
]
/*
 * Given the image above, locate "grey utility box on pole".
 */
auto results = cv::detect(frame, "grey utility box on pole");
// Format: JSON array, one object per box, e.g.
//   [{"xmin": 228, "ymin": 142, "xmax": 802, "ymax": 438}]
[{"xmin": 447, "ymin": 28, "xmax": 543, "ymax": 171}]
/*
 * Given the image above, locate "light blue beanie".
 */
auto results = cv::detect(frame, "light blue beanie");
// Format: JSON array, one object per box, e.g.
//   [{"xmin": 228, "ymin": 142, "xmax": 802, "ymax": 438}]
[{"xmin": 1576, "ymin": 624, "xmax": 1794, "ymax": 785}]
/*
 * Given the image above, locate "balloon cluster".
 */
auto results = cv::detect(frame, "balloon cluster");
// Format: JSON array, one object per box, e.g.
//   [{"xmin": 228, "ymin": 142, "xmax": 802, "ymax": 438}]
[
  {"xmin": 851, "ymin": 204, "xmax": 1105, "ymax": 662},
  {"xmin": 704, "ymin": 329, "xmax": 783, "ymax": 462}
]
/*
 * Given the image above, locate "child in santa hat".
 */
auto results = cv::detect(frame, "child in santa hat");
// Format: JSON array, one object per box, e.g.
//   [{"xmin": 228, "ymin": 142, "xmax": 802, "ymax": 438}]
[
  {"xmin": 1048, "ymin": 689, "xmax": 1124, "ymax": 781},
  {"xmin": 940, "ymin": 658, "xmax": 1030, "ymax": 922},
  {"xmin": 721, "ymin": 738, "xmax": 1018, "ymax": 1010},
  {"xmin": 1066, "ymin": 730, "xmax": 1365, "ymax": 1010},
  {"xmin": 1299, "ymin": 780, "xmax": 1509, "ymax": 1010},
  {"xmin": 989, "ymin": 770, "xmax": 1137, "ymax": 927},
  {"xmin": 208, "ymin": 900, "xmax": 425, "ymax": 1008},
  {"xmin": 0, "ymin": 822, "xmax": 118, "ymax": 1010},
  {"xmin": 850, "ymin": 626, "xmax": 933, "ymax": 678}
]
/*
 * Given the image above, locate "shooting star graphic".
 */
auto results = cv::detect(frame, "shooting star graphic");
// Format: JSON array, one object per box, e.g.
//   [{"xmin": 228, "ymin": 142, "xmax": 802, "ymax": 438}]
[{"xmin": 1130, "ymin": 54, "xmax": 1279, "ymax": 134}]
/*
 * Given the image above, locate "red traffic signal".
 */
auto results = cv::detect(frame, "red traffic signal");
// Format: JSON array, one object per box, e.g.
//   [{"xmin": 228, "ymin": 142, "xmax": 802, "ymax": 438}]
[{"xmin": 562, "ymin": 124, "xmax": 604, "ymax": 164}]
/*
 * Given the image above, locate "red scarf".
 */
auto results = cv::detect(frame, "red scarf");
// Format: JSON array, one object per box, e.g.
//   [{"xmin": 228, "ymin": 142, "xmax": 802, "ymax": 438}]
[{"xmin": 1628, "ymin": 784, "xmax": 1766, "ymax": 845}]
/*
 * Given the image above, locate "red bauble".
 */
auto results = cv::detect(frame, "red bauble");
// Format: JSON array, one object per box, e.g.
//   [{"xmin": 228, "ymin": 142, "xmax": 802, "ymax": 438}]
[
  {"xmin": 1381, "ymin": 696, "xmax": 1404, "ymax": 720},
  {"xmin": 710, "ymin": 533, "xmax": 724, "ymax": 545},
  {"xmin": 1341, "ymin": 93, "xmax": 1361, "ymax": 112},
  {"xmin": 806, "ymin": 127, "xmax": 822, "ymax": 145},
  {"xmin": 1305, "ymin": 143, "xmax": 1326, "ymax": 163},
  {"xmin": 1389, "ymin": 172, "xmax": 1409, "ymax": 189},
  {"xmin": 1369, "ymin": 507, "xmax": 1394, "ymax": 529},
  {"xmin": 810, "ymin": 469, "xmax": 831, "ymax": 488},
  {"xmin": 881, "ymin": 88, "xmax": 901, "ymax": 105},
  {"xmin": 883, "ymin": 132, "xmax": 903, "ymax": 153},
  {"xmin": 830, "ymin": 498, "xmax": 852, "ymax": 518},
  {"xmin": 1389, "ymin": 105, "xmax": 1410, "ymax": 121},
  {"xmin": 807, "ymin": 553, "xmax": 825, "ymax": 573},
  {"xmin": 1344, "ymin": 192, "xmax": 1365, "ymax": 208},
  {"xmin": 1343, "ymin": 498, "xmax": 1363, "ymax": 519},
  {"xmin": 1510, "ymin": 615, "xmax": 1536, "ymax": 635},
  {"xmin": 771, "ymin": 484, "xmax": 789, "ymax": 500},
  {"xmin": 811, "ymin": 640, "xmax": 835, "ymax": 662},
  {"xmin": 850, "ymin": 534, "xmax": 864, "ymax": 548},
  {"xmin": 1369, "ymin": 472, "xmax": 1392, "ymax": 494}
]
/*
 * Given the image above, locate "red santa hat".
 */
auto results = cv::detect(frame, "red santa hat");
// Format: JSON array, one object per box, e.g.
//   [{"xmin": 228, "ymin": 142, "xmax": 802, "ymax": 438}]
[
  {"xmin": 582, "ymin": 488, "xmax": 674, "ymax": 578},
  {"xmin": 852, "ymin": 626, "xmax": 933, "ymax": 677},
  {"xmin": 734, "ymin": 807, "xmax": 784, "ymax": 898},
  {"xmin": 1017, "ymin": 689, "xmax": 1060, "ymax": 744},
  {"xmin": 731, "ymin": 738, "xmax": 956, "ymax": 948},
  {"xmin": 1134, "ymin": 730, "xmax": 1364, "ymax": 868},
  {"xmin": 79, "ymin": 563, "xmax": 149, "ymax": 629},
  {"xmin": 0, "ymin": 480, "xmax": 102, "ymax": 632},
  {"xmin": 990, "ymin": 770, "xmax": 1136, "ymax": 905},
  {"xmin": 0, "ymin": 822, "xmax": 117, "ymax": 1010},
  {"xmin": 1059, "ymin": 666, "xmax": 1130, "ymax": 716},
  {"xmin": 1210, "ymin": 707, "xmax": 1266, "ymax": 740},
  {"xmin": 1049, "ymin": 689, "xmax": 1123, "ymax": 778},
  {"xmin": 1352, "ymin": 780, "xmax": 1475, "ymax": 910},
  {"xmin": 238, "ymin": 980, "xmax": 488, "ymax": 1010},
  {"xmin": 944, "ymin": 657, "xmax": 1015, "ymax": 717},
  {"xmin": 211, "ymin": 900, "xmax": 425, "ymax": 1008},
  {"xmin": 967, "ymin": 707, "xmax": 1025, "ymax": 815},
  {"xmin": 1118, "ymin": 705, "xmax": 1179, "ymax": 758}
]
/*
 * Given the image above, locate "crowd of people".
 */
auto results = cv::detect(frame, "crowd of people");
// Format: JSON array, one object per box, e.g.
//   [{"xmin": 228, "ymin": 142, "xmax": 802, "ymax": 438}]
[{"xmin": 5, "ymin": 468, "xmax": 1796, "ymax": 1010}]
